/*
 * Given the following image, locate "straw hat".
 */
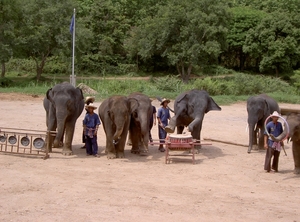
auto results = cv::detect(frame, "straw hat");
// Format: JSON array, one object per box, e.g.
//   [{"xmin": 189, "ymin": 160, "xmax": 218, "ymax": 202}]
[
  {"xmin": 85, "ymin": 103, "xmax": 97, "ymax": 110},
  {"xmin": 85, "ymin": 96, "xmax": 95, "ymax": 105},
  {"xmin": 270, "ymin": 111, "xmax": 281, "ymax": 117},
  {"xmin": 160, "ymin": 98, "xmax": 170, "ymax": 105}
]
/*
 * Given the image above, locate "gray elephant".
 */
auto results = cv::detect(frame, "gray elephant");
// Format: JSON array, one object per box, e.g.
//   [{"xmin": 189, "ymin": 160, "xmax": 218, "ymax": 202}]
[
  {"xmin": 128, "ymin": 92, "xmax": 152, "ymax": 154},
  {"xmin": 43, "ymin": 82, "xmax": 84, "ymax": 155},
  {"xmin": 247, "ymin": 94, "xmax": 280, "ymax": 153},
  {"xmin": 165, "ymin": 89, "xmax": 221, "ymax": 147},
  {"xmin": 270, "ymin": 113, "xmax": 300, "ymax": 174},
  {"xmin": 99, "ymin": 95, "xmax": 139, "ymax": 159}
]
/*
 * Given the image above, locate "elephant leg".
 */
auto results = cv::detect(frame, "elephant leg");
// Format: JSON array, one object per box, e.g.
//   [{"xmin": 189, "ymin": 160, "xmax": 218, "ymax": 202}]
[
  {"xmin": 191, "ymin": 124, "xmax": 202, "ymax": 150},
  {"xmin": 127, "ymin": 131, "xmax": 132, "ymax": 145},
  {"xmin": 115, "ymin": 130, "xmax": 128, "ymax": 158},
  {"xmin": 105, "ymin": 133, "xmax": 117, "ymax": 159},
  {"xmin": 61, "ymin": 121, "xmax": 75, "ymax": 156},
  {"xmin": 292, "ymin": 142, "xmax": 300, "ymax": 174},
  {"xmin": 176, "ymin": 125, "xmax": 184, "ymax": 134},
  {"xmin": 258, "ymin": 127, "xmax": 265, "ymax": 150},
  {"xmin": 130, "ymin": 130, "xmax": 140, "ymax": 154}
]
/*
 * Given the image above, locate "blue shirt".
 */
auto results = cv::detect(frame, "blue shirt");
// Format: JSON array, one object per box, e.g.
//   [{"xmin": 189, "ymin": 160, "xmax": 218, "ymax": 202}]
[
  {"xmin": 157, "ymin": 107, "xmax": 170, "ymax": 125},
  {"xmin": 83, "ymin": 113, "xmax": 101, "ymax": 133},
  {"xmin": 264, "ymin": 121, "xmax": 283, "ymax": 147}
]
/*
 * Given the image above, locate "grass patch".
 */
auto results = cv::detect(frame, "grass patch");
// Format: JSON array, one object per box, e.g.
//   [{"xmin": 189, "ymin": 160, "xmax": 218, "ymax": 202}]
[{"xmin": 0, "ymin": 73, "xmax": 299, "ymax": 105}]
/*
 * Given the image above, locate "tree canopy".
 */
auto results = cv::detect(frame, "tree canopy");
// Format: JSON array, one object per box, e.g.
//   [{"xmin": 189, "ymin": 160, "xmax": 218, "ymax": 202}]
[{"xmin": 2, "ymin": 0, "xmax": 300, "ymax": 81}]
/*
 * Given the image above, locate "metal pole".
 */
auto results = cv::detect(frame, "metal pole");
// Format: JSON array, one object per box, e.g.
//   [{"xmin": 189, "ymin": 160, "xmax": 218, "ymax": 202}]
[{"xmin": 71, "ymin": 8, "xmax": 76, "ymax": 87}]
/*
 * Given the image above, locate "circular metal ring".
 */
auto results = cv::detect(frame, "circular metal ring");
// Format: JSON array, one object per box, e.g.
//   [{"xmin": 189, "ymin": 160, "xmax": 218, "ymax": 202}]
[
  {"xmin": 264, "ymin": 115, "xmax": 290, "ymax": 141},
  {"xmin": 8, "ymin": 135, "xmax": 17, "ymax": 145},
  {"xmin": 21, "ymin": 136, "xmax": 30, "ymax": 146},
  {"xmin": 0, "ymin": 135, "xmax": 7, "ymax": 143},
  {"xmin": 33, "ymin": 138, "xmax": 45, "ymax": 149}
]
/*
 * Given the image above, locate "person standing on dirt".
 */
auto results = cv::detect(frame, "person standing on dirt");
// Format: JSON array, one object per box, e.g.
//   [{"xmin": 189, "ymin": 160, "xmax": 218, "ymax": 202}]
[
  {"xmin": 149, "ymin": 102, "xmax": 157, "ymax": 144},
  {"xmin": 81, "ymin": 96, "xmax": 95, "ymax": 149},
  {"xmin": 264, "ymin": 111, "xmax": 284, "ymax": 172},
  {"xmin": 157, "ymin": 98, "xmax": 170, "ymax": 152},
  {"xmin": 83, "ymin": 103, "xmax": 101, "ymax": 157}
]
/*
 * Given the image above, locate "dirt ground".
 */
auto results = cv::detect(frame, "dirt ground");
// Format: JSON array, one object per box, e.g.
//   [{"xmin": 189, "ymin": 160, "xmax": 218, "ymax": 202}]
[{"xmin": 0, "ymin": 93, "xmax": 300, "ymax": 222}]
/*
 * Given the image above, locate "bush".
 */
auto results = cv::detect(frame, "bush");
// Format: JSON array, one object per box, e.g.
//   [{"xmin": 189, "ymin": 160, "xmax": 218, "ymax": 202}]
[
  {"xmin": 153, "ymin": 75, "xmax": 182, "ymax": 92},
  {"xmin": 0, "ymin": 77, "xmax": 14, "ymax": 87}
]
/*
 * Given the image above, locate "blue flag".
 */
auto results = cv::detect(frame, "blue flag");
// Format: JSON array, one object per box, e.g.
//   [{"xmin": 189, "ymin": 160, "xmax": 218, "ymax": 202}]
[{"xmin": 70, "ymin": 15, "xmax": 74, "ymax": 34}]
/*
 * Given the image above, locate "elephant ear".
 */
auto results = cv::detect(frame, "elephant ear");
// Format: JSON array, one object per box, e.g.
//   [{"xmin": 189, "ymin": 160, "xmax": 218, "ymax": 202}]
[
  {"xmin": 264, "ymin": 99, "xmax": 270, "ymax": 118},
  {"xmin": 46, "ymin": 88, "xmax": 54, "ymax": 104},
  {"xmin": 76, "ymin": 87, "xmax": 84, "ymax": 100},
  {"xmin": 205, "ymin": 96, "xmax": 222, "ymax": 113},
  {"xmin": 128, "ymin": 98, "xmax": 139, "ymax": 113},
  {"xmin": 176, "ymin": 92, "xmax": 189, "ymax": 103}
]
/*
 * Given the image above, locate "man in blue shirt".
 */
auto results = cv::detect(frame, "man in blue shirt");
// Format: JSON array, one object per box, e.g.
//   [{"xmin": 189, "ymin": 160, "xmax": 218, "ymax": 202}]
[
  {"xmin": 83, "ymin": 103, "xmax": 101, "ymax": 157},
  {"xmin": 264, "ymin": 111, "xmax": 283, "ymax": 172},
  {"xmin": 157, "ymin": 98, "xmax": 171, "ymax": 152}
]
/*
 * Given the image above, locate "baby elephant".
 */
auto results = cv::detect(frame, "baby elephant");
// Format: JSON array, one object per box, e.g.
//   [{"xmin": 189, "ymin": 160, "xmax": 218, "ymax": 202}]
[{"xmin": 99, "ymin": 96, "xmax": 139, "ymax": 159}]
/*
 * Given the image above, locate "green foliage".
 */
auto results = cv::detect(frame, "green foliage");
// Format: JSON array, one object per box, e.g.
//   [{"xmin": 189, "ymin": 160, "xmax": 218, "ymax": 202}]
[
  {"xmin": 153, "ymin": 75, "xmax": 182, "ymax": 92},
  {"xmin": 126, "ymin": 0, "xmax": 231, "ymax": 81},
  {"xmin": 243, "ymin": 12, "xmax": 300, "ymax": 74},
  {"xmin": 1, "ymin": 73, "xmax": 299, "ymax": 104},
  {"xmin": 6, "ymin": 58, "xmax": 36, "ymax": 74},
  {"xmin": 0, "ymin": 77, "xmax": 14, "ymax": 87},
  {"xmin": 0, "ymin": 0, "xmax": 22, "ymax": 65},
  {"xmin": 290, "ymin": 70, "xmax": 300, "ymax": 90},
  {"xmin": 17, "ymin": 0, "xmax": 76, "ymax": 80}
]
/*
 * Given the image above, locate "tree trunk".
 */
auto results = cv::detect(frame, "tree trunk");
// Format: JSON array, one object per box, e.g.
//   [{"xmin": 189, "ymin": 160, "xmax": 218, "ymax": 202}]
[
  {"xmin": 36, "ymin": 57, "xmax": 46, "ymax": 81},
  {"xmin": 1, "ymin": 62, "xmax": 5, "ymax": 78}
]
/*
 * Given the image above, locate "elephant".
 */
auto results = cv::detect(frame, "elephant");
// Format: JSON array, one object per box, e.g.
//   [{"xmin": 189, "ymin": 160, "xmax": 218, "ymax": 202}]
[
  {"xmin": 99, "ymin": 95, "xmax": 139, "ymax": 159},
  {"xmin": 270, "ymin": 113, "xmax": 300, "ymax": 174},
  {"xmin": 164, "ymin": 89, "xmax": 221, "ymax": 148},
  {"xmin": 128, "ymin": 92, "xmax": 152, "ymax": 154},
  {"xmin": 43, "ymin": 82, "xmax": 84, "ymax": 155},
  {"xmin": 247, "ymin": 94, "xmax": 280, "ymax": 153}
]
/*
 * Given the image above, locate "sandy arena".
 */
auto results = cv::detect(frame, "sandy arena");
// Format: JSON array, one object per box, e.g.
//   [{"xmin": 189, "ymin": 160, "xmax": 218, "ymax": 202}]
[{"xmin": 0, "ymin": 93, "xmax": 299, "ymax": 222}]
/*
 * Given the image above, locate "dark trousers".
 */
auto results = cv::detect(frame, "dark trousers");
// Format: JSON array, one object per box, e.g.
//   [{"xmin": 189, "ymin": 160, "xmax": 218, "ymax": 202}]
[
  {"xmin": 82, "ymin": 132, "xmax": 86, "ymax": 143},
  {"xmin": 158, "ymin": 126, "xmax": 167, "ymax": 147},
  {"xmin": 85, "ymin": 136, "xmax": 98, "ymax": 155},
  {"xmin": 264, "ymin": 147, "xmax": 280, "ymax": 172}
]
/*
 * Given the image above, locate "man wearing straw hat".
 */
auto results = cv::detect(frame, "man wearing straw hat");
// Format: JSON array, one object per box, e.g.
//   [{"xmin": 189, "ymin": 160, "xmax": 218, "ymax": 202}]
[
  {"xmin": 264, "ymin": 111, "xmax": 284, "ymax": 172},
  {"xmin": 157, "ymin": 98, "xmax": 171, "ymax": 152},
  {"xmin": 83, "ymin": 103, "xmax": 101, "ymax": 157},
  {"xmin": 81, "ymin": 96, "xmax": 95, "ymax": 149}
]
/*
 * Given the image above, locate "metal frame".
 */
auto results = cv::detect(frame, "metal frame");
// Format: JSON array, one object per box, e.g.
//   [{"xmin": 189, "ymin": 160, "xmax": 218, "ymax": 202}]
[{"xmin": 0, "ymin": 127, "xmax": 56, "ymax": 160}]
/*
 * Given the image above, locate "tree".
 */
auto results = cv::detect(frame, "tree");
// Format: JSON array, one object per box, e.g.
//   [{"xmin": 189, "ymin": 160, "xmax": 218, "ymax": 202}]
[
  {"xmin": 17, "ymin": 0, "xmax": 75, "ymax": 81},
  {"xmin": 126, "ymin": 0, "xmax": 231, "ymax": 82},
  {"xmin": 0, "ymin": 0, "xmax": 22, "ymax": 77},
  {"xmin": 243, "ymin": 12, "xmax": 300, "ymax": 75},
  {"xmin": 224, "ymin": 7, "xmax": 266, "ymax": 70}
]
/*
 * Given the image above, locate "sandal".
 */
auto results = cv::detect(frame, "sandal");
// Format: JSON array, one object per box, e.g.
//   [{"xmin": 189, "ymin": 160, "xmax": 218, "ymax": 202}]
[{"xmin": 158, "ymin": 147, "xmax": 165, "ymax": 152}]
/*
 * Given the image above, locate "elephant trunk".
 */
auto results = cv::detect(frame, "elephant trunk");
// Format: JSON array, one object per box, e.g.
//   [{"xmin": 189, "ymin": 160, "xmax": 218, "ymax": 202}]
[
  {"xmin": 140, "ymin": 123, "xmax": 149, "ymax": 152},
  {"xmin": 247, "ymin": 123, "xmax": 257, "ymax": 153},
  {"xmin": 165, "ymin": 116, "xmax": 176, "ymax": 133},
  {"xmin": 113, "ymin": 126, "xmax": 124, "ymax": 145},
  {"xmin": 54, "ymin": 116, "xmax": 66, "ymax": 148}
]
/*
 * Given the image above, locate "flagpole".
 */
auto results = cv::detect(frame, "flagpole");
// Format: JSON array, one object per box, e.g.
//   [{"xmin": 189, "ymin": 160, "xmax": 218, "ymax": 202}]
[{"xmin": 71, "ymin": 8, "xmax": 76, "ymax": 87}]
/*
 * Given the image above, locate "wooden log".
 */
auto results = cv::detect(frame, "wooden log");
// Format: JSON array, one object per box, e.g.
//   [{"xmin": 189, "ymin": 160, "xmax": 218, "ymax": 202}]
[
  {"xmin": 203, "ymin": 137, "xmax": 248, "ymax": 147},
  {"xmin": 280, "ymin": 108, "xmax": 300, "ymax": 115}
]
